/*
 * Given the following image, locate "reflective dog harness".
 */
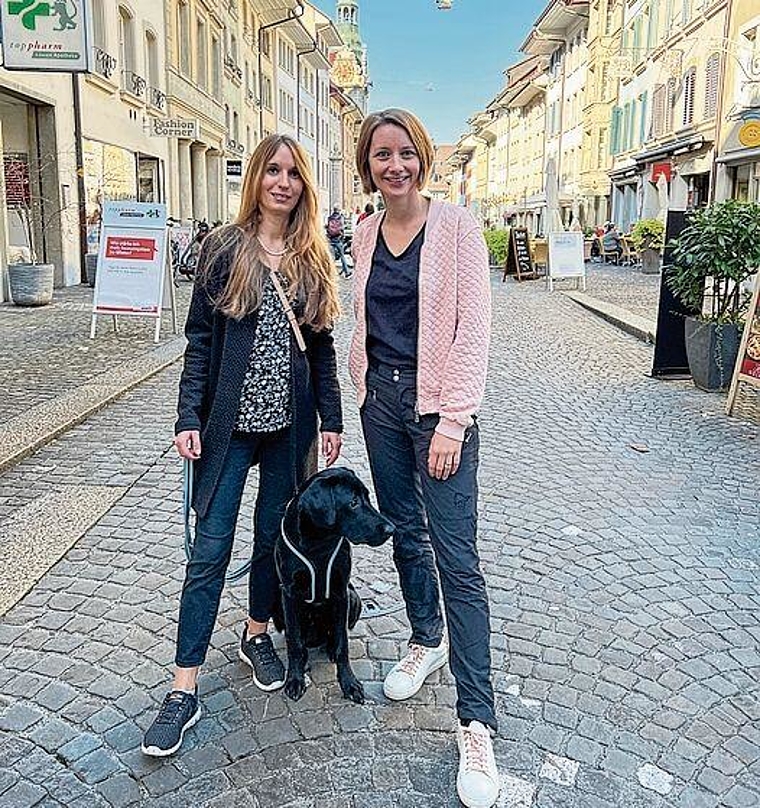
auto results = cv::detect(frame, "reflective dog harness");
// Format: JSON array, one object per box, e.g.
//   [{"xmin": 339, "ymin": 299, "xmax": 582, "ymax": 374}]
[{"xmin": 279, "ymin": 519, "xmax": 346, "ymax": 604}]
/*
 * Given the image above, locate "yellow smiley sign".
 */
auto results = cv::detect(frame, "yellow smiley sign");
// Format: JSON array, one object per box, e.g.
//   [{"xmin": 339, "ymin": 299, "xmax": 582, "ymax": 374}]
[{"xmin": 738, "ymin": 121, "xmax": 760, "ymax": 148}]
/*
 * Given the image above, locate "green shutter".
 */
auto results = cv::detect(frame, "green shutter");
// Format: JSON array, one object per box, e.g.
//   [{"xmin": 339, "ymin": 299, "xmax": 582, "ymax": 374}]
[{"xmin": 639, "ymin": 91, "xmax": 648, "ymax": 144}]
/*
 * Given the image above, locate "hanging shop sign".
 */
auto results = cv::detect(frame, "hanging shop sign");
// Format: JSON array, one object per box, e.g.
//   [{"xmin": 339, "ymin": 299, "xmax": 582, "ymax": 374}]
[
  {"xmin": 726, "ymin": 277, "xmax": 760, "ymax": 416},
  {"xmin": 547, "ymin": 232, "xmax": 586, "ymax": 292},
  {"xmin": 226, "ymin": 159, "xmax": 243, "ymax": 178},
  {"xmin": 0, "ymin": 0, "xmax": 93, "ymax": 72},
  {"xmin": 150, "ymin": 118, "xmax": 200, "ymax": 140},
  {"xmin": 90, "ymin": 201, "xmax": 177, "ymax": 343},
  {"xmin": 738, "ymin": 121, "xmax": 760, "ymax": 149}
]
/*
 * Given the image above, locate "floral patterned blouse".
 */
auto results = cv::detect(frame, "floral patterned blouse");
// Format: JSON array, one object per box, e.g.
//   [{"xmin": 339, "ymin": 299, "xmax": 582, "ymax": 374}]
[{"xmin": 235, "ymin": 269, "xmax": 292, "ymax": 432}]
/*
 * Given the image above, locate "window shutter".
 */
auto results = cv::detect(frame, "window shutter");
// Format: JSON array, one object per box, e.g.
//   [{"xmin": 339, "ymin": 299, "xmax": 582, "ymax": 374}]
[
  {"xmin": 639, "ymin": 91, "xmax": 648, "ymax": 144},
  {"xmin": 682, "ymin": 68, "xmax": 696, "ymax": 126},
  {"xmin": 652, "ymin": 84, "xmax": 665, "ymax": 138},
  {"xmin": 610, "ymin": 107, "xmax": 621, "ymax": 154},
  {"xmin": 704, "ymin": 53, "xmax": 719, "ymax": 118}
]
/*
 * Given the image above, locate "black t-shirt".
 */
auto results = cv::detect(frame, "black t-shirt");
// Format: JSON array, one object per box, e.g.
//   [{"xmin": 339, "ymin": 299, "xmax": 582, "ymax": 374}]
[{"xmin": 366, "ymin": 225, "xmax": 425, "ymax": 369}]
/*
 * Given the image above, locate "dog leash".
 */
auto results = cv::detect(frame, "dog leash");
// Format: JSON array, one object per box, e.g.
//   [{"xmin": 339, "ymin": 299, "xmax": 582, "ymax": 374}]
[{"xmin": 183, "ymin": 459, "xmax": 251, "ymax": 583}]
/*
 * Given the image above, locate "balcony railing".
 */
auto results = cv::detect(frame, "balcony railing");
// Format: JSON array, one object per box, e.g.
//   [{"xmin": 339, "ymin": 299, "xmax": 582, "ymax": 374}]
[
  {"xmin": 122, "ymin": 70, "xmax": 147, "ymax": 99},
  {"xmin": 223, "ymin": 55, "xmax": 243, "ymax": 81},
  {"xmin": 149, "ymin": 86, "xmax": 166, "ymax": 110},
  {"xmin": 92, "ymin": 47, "xmax": 117, "ymax": 81}
]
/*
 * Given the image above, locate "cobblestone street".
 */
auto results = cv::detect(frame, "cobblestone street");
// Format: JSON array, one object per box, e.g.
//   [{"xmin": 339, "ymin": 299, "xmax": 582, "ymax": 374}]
[{"xmin": 1, "ymin": 273, "xmax": 760, "ymax": 807}]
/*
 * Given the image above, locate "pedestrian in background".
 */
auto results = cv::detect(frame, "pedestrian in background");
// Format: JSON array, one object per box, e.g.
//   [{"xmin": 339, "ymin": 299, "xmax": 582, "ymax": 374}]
[
  {"xmin": 349, "ymin": 108, "xmax": 499, "ymax": 808},
  {"xmin": 326, "ymin": 205, "xmax": 351, "ymax": 278},
  {"xmin": 357, "ymin": 202, "xmax": 375, "ymax": 224},
  {"xmin": 142, "ymin": 133, "xmax": 343, "ymax": 758}
]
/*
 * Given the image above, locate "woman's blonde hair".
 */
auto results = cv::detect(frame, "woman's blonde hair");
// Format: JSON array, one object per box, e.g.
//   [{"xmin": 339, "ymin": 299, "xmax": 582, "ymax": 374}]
[
  {"xmin": 209, "ymin": 134, "xmax": 339, "ymax": 330},
  {"xmin": 355, "ymin": 108, "xmax": 435, "ymax": 195}
]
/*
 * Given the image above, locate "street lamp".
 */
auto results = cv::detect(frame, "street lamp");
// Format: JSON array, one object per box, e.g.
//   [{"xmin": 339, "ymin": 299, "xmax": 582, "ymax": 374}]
[{"xmin": 257, "ymin": 3, "xmax": 305, "ymax": 140}]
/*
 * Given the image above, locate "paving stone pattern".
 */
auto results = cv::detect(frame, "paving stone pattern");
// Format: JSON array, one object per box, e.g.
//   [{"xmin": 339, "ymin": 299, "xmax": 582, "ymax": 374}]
[
  {"xmin": 1, "ymin": 275, "xmax": 759, "ymax": 806},
  {"xmin": 0, "ymin": 284, "xmax": 192, "ymax": 427}
]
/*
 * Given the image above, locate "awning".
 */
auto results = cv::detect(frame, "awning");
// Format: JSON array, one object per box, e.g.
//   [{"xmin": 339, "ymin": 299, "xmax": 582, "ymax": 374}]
[
  {"xmin": 715, "ymin": 147, "xmax": 760, "ymax": 165},
  {"xmin": 634, "ymin": 135, "xmax": 709, "ymax": 165}
]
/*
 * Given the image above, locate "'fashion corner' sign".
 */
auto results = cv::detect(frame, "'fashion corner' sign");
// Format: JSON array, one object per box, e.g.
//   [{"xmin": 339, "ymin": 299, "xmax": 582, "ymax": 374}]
[{"xmin": 0, "ymin": 0, "xmax": 93, "ymax": 72}]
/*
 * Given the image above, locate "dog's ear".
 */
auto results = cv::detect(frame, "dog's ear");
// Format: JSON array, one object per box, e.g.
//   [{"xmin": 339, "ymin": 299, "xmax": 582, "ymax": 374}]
[{"xmin": 298, "ymin": 477, "xmax": 337, "ymax": 532}]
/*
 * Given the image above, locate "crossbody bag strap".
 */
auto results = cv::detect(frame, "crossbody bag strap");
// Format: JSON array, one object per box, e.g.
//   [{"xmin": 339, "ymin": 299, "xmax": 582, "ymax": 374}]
[{"xmin": 270, "ymin": 269, "xmax": 307, "ymax": 353}]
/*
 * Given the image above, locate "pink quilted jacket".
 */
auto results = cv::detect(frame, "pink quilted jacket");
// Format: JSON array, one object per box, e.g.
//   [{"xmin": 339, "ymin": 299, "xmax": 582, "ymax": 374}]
[{"xmin": 348, "ymin": 199, "xmax": 491, "ymax": 442}]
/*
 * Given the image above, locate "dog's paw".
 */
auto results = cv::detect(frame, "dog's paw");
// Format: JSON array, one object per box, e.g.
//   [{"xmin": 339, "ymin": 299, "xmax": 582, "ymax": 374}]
[
  {"xmin": 340, "ymin": 675, "xmax": 365, "ymax": 704},
  {"xmin": 284, "ymin": 674, "xmax": 308, "ymax": 701}
]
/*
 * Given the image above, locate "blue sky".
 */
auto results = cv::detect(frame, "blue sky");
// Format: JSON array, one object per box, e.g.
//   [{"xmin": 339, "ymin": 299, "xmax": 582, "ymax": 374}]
[{"xmin": 311, "ymin": 0, "xmax": 547, "ymax": 144}]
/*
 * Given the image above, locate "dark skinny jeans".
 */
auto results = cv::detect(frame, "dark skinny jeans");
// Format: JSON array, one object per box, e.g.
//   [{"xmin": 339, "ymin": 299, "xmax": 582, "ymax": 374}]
[
  {"xmin": 360, "ymin": 364, "xmax": 497, "ymax": 730},
  {"xmin": 175, "ymin": 429, "xmax": 293, "ymax": 668}
]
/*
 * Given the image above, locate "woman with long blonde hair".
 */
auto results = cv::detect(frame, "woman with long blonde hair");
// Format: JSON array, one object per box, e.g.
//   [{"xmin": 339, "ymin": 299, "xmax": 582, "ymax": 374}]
[{"xmin": 143, "ymin": 134, "xmax": 343, "ymax": 758}]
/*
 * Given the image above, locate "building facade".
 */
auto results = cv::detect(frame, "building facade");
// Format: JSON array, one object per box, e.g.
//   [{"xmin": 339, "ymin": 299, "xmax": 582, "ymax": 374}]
[{"xmin": 0, "ymin": 0, "xmax": 367, "ymax": 297}]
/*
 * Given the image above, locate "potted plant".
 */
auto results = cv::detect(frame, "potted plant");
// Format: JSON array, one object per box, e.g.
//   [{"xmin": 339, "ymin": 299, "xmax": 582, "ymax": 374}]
[
  {"xmin": 483, "ymin": 228, "xmax": 509, "ymax": 268},
  {"xmin": 4, "ymin": 149, "xmax": 77, "ymax": 306},
  {"xmin": 666, "ymin": 200, "xmax": 760, "ymax": 392},
  {"xmin": 630, "ymin": 218, "xmax": 665, "ymax": 274}
]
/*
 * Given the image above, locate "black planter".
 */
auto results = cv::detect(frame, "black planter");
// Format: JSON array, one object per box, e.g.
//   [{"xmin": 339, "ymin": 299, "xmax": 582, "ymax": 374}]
[{"xmin": 684, "ymin": 317, "xmax": 741, "ymax": 392}]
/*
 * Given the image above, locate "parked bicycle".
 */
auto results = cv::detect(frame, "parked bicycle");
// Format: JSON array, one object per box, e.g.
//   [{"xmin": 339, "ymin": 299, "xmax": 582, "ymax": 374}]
[{"xmin": 169, "ymin": 218, "xmax": 211, "ymax": 284}]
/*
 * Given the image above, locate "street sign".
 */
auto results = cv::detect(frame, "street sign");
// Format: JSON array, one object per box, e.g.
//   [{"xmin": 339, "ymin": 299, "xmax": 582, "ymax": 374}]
[
  {"xmin": 90, "ymin": 201, "xmax": 177, "ymax": 343},
  {"xmin": 547, "ymin": 232, "xmax": 586, "ymax": 292},
  {"xmin": 0, "ymin": 0, "xmax": 93, "ymax": 72}
]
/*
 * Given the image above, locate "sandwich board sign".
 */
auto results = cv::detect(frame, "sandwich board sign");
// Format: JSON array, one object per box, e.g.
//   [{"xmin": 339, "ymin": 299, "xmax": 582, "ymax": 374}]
[
  {"xmin": 726, "ymin": 276, "xmax": 760, "ymax": 416},
  {"xmin": 90, "ymin": 201, "xmax": 177, "ymax": 343},
  {"xmin": 547, "ymin": 231, "xmax": 586, "ymax": 292}
]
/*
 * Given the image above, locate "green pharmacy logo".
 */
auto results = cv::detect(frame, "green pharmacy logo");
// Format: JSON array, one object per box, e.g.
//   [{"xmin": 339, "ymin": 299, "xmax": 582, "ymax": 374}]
[{"xmin": 7, "ymin": 0, "xmax": 78, "ymax": 32}]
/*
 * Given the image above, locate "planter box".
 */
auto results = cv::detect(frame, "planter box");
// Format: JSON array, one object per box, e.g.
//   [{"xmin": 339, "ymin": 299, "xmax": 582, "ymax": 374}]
[
  {"xmin": 684, "ymin": 317, "xmax": 740, "ymax": 392},
  {"xmin": 8, "ymin": 263, "xmax": 54, "ymax": 306},
  {"xmin": 640, "ymin": 248, "xmax": 661, "ymax": 275}
]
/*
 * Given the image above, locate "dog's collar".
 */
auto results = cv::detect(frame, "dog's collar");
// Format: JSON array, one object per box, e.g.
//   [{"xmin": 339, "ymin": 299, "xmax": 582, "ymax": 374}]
[{"xmin": 279, "ymin": 518, "xmax": 345, "ymax": 604}]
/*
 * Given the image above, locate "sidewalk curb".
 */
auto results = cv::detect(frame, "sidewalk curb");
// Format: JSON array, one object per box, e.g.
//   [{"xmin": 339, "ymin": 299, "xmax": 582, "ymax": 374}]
[
  {"xmin": 0, "ymin": 335, "xmax": 186, "ymax": 474},
  {"xmin": 564, "ymin": 291, "xmax": 657, "ymax": 344}
]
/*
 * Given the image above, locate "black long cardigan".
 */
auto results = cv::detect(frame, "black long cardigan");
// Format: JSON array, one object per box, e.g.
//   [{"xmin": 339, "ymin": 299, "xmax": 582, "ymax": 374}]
[{"xmin": 175, "ymin": 230, "xmax": 343, "ymax": 519}]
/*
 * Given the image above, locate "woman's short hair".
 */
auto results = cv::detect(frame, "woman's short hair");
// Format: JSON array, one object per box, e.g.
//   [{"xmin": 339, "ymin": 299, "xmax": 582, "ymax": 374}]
[{"xmin": 355, "ymin": 108, "xmax": 435, "ymax": 195}]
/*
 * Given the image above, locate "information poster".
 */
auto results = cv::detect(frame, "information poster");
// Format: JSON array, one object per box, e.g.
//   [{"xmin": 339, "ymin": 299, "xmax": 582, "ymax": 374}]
[
  {"xmin": 726, "ymin": 278, "xmax": 760, "ymax": 415},
  {"xmin": 91, "ymin": 202, "xmax": 175, "ymax": 342},
  {"xmin": 547, "ymin": 232, "xmax": 586, "ymax": 291}
]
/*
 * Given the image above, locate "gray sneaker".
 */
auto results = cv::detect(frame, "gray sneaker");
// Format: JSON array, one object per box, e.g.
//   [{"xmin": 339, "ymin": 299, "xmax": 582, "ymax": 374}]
[
  {"xmin": 141, "ymin": 690, "xmax": 200, "ymax": 757},
  {"xmin": 239, "ymin": 629, "xmax": 285, "ymax": 692}
]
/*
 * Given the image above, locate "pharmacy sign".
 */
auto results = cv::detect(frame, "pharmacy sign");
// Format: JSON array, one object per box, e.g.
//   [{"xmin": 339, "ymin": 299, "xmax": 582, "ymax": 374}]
[{"xmin": 0, "ymin": 0, "xmax": 93, "ymax": 71}]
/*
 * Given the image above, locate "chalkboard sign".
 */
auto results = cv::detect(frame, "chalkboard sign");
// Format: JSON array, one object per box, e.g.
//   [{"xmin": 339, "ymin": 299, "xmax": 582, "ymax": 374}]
[
  {"xmin": 726, "ymin": 278, "xmax": 760, "ymax": 416},
  {"xmin": 502, "ymin": 227, "xmax": 536, "ymax": 281}
]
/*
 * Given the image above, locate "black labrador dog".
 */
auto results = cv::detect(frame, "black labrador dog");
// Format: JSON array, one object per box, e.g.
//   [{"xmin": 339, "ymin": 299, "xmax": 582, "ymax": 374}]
[{"xmin": 274, "ymin": 467, "xmax": 393, "ymax": 703}]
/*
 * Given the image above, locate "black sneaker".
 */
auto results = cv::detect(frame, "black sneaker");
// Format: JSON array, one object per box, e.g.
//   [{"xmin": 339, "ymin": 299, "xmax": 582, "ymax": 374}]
[
  {"xmin": 239, "ymin": 629, "xmax": 285, "ymax": 691},
  {"xmin": 141, "ymin": 690, "xmax": 201, "ymax": 757}
]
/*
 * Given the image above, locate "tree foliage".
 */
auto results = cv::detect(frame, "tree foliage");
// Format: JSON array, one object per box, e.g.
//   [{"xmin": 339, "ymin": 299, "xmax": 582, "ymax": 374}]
[{"xmin": 666, "ymin": 201, "xmax": 760, "ymax": 324}]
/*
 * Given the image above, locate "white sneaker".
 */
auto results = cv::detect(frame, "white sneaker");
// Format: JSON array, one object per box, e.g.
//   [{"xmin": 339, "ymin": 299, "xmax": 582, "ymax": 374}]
[
  {"xmin": 456, "ymin": 721, "xmax": 500, "ymax": 808},
  {"xmin": 382, "ymin": 640, "xmax": 448, "ymax": 700}
]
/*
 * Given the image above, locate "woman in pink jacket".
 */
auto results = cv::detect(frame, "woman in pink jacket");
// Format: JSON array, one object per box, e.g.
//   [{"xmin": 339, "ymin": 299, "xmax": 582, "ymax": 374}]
[{"xmin": 350, "ymin": 108, "xmax": 499, "ymax": 808}]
